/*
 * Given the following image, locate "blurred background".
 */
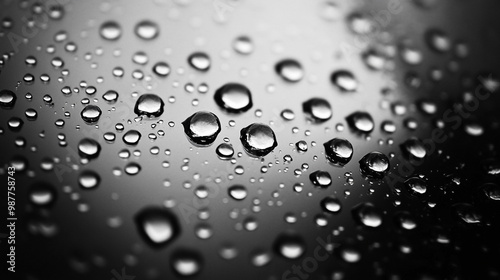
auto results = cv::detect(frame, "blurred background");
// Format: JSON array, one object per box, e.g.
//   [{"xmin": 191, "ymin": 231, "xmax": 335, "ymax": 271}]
[{"xmin": 1, "ymin": 0, "xmax": 500, "ymax": 279}]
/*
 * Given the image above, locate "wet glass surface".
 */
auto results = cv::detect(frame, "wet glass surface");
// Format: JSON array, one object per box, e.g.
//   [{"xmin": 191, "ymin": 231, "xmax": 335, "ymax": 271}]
[{"xmin": 1, "ymin": 0, "xmax": 500, "ymax": 279}]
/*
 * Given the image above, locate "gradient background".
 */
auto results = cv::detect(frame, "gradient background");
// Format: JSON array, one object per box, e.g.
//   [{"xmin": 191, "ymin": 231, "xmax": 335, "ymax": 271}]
[{"xmin": 1, "ymin": 0, "xmax": 500, "ymax": 279}]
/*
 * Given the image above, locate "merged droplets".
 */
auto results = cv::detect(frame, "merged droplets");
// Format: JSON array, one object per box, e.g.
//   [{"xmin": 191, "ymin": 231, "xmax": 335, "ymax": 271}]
[
  {"xmin": 99, "ymin": 21, "xmax": 122, "ymax": 40},
  {"xmin": 135, "ymin": 20, "xmax": 159, "ymax": 40},
  {"xmin": 302, "ymin": 98, "xmax": 332, "ymax": 122},
  {"xmin": 275, "ymin": 59, "xmax": 304, "ymax": 82},
  {"xmin": 324, "ymin": 138, "xmax": 353, "ymax": 166},
  {"xmin": 309, "ymin": 170, "xmax": 332, "ymax": 188},
  {"xmin": 331, "ymin": 70, "xmax": 358, "ymax": 92},
  {"xmin": 183, "ymin": 111, "xmax": 221, "ymax": 146},
  {"xmin": 240, "ymin": 123, "xmax": 278, "ymax": 157},
  {"xmin": 78, "ymin": 138, "xmax": 101, "ymax": 159},
  {"xmin": 214, "ymin": 83, "xmax": 253, "ymax": 113},
  {"xmin": 359, "ymin": 151, "xmax": 390, "ymax": 179},
  {"xmin": 135, "ymin": 207, "xmax": 180, "ymax": 247},
  {"xmin": 0, "ymin": 89, "xmax": 16, "ymax": 108},
  {"xmin": 228, "ymin": 185, "xmax": 248, "ymax": 200},
  {"xmin": 81, "ymin": 105, "xmax": 102, "ymax": 123},
  {"xmin": 273, "ymin": 233, "xmax": 306, "ymax": 259},
  {"xmin": 352, "ymin": 202, "xmax": 383, "ymax": 228},
  {"xmin": 123, "ymin": 130, "xmax": 142, "ymax": 145},
  {"xmin": 134, "ymin": 94, "xmax": 164, "ymax": 117},
  {"xmin": 78, "ymin": 170, "xmax": 101, "ymax": 189},
  {"xmin": 188, "ymin": 52, "xmax": 211, "ymax": 71},
  {"xmin": 346, "ymin": 111, "xmax": 374, "ymax": 133},
  {"xmin": 171, "ymin": 249, "xmax": 203, "ymax": 277}
]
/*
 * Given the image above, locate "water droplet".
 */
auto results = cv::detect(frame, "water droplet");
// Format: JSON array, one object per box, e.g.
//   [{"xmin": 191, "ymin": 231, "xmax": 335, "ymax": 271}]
[
  {"xmin": 280, "ymin": 109, "xmax": 295, "ymax": 121},
  {"xmin": 135, "ymin": 207, "xmax": 180, "ymax": 247},
  {"xmin": 453, "ymin": 203, "xmax": 481, "ymax": 224},
  {"xmin": 188, "ymin": 52, "xmax": 211, "ymax": 71},
  {"xmin": 346, "ymin": 111, "xmax": 374, "ymax": 133},
  {"xmin": 425, "ymin": 28, "xmax": 451, "ymax": 53},
  {"xmin": 296, "ymin": 140, "xmax": 308, "ymax": 152},
  {"xmin": 309, "ymin": 170, "xmax": 332, "ymax": 188},
  {"xmin": 99, "ymin": 21, "xmax": 122, "ymax": 40},
  {"xmin": 321, "ymin": 196, "xmax": 341, "ymax": 213},
  {"xmin": 400, "ymin": 138, "xmax": 426, "ymax": 159},
  {"xmin": 81, "ymin": 105, "xmax": 102, "ymax": 123},
  {"xmin": 324, "ymin": 138, "xmax": 353, "ymax": 166},
  {"xmin": 216, "ymin": 143, "xmax": 234, "ymax": 159},
  {"xmin": 233, "ymin": 36, "xmax": 254, "ymax": 54},
  {"xmin": 275, "ymin": 59, "xmax": 304, "ymax": 82},
  {"xmin": 125, "ymin": 162, "xmax": 141, "ymax": 175},
  {"xmin": 29, "ymin": 182, "xmax": 56, "ymax": 207},
  {"xmin": 482, "ymin": 183, "xmax": 500, "ymax": 200},
  {"xmin": 123, "ymin": 130, "xmax": 142, "ymax": 145},
  {"xmin": 102, "ymin": 90, "xmax": 118, "ymax": 103},
  {"xmin": 171, "ymin": 249, "xmax": 203, "ymax": 277},
  {"xmin": 78, "ymin": 170, "xmax": 101, "ymax": 189},
  {"xmin": 404, "ymin": 177, "xmax": 427, "ymax": 195},
  {"xmin": 134, "ymin": 94, "xmax": 164, "ymax": 117},
  {"xmin": 240, "ymin": 123, "xmax": 278, "ymax": 157},
  {"xmin": 228, "ymin": 185, "xmax": 247, "ymax": 200},
  {"xmin": 273, "ymin": 232, "xmax": 306, "ymax": 259},
  {"xmin": 331, "ymin": 70, "xmax": 358, "ymax": 92},
  {"xmin": 135, "ymin": 20, "xmax": 159, "ymax": 40},
  {"xmin": 0, "ymin": 89, "xmax": 16, "ymax": 108},
  {"xmin": 359, "ymin": 151, "xmax": 390, "ymax": 179},
  {"xmin": 78, "ymin": 138, "xmax": 101, "ymax": 159},
  {"xmin": 302, "ymin": 98, "xmax": 332, "ymax": 122},
  {"xmin": 183, "ymin": 111, "xmax": 221, "ymax": 146},
  {"xmin": 214, "ymin": 83, "xmax": 253, "ymax": 113},
  {"xmin": 352, "ymin": 202, "xmax": 382, "ymax": 228},
  {"xmin": 153, "ymin": 62, "xmax": 171, "ymax": 77}
]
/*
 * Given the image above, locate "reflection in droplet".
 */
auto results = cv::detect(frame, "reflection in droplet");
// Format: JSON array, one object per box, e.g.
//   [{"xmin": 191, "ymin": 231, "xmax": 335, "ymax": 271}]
[
  {"xmin": 324, "ymin": 138, "xmax": 353, "ymax": 166},
  {"xmin": 171, "ymin": 249, "xmax": 203, "ymax": 277},
  {"xmin": 134, "ymin": 94, "xmax": 164, "ymax": 117},
  {"xmin": 81, "ymin": 105, "xmax": 102, "ymax": 123},
  {"xmin": 352, "ymin": 202, "xmax": 382, "ymax": 228},
  {"xmin": 240, "ymin": 123, "xmax": 278, "ymax": 157},
  {"xmin": 275, "ymin": 59, "xmax": 304, "ymax": 82},
  {"xmin": 303, "ymin": 98, "xmax": 332, "ymax": 122},
  {"xmin": 331, "ymin": 70, "xmax": 358, "ymax": 92},
  {"xmin": 188, "ymin": 52, "xmax": 211, "ymax": 71},
  {"xmin": 135, "ymin": 207, "xmax": 180, "ymax": 247},
  {"xmin": 123, "ymin": 130, "xmax": 142, "ymax": 145},
  {"xmin": 346, "ymin": 111, "xmax": 374, "ymax": 133},
  {"xmin": 359, "ymin": 151, "xmax": 390, "ymax": 179},
  {"xmin": 135, "ymin": 20, "xmax": 159, "ymax": 40},
  {"xmin": 273, "ymin": 232, "xmax": 306, "ymax": 259},
  {"xmin": 214, "ymin": 83, "xmax": 253, "ymax": 113},
  {"xmin": 100, "ymin": 21, "xmax": 122, "ymax": 40},
  {"xmin": 78, "ymin": 170, "xmax": 101, "ymax": 189},
  {"xmin": 183, "ymin": 111, "xmax": 221, "ymax": 146}
]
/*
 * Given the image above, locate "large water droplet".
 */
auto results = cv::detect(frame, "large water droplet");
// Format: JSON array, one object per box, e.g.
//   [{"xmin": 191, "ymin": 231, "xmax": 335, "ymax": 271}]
[
  {"xmin": 99, "ymin": 21, "xmax": 122, "ymax": 40},
  {"xmin": 214, "ymin": 83, "xmax": 253, "ymax": 113},
  {"xmin": 240, "ymin": 123, "xmax": 278, "ymax": 157},
  {"xmin": 331, "ymin": 70, "xmax": 358, "ymax": 92},
  {"xmin": 275, "ymin": 59, "xmax": 304, "ymax": 82},
  {"xmin": 188, "ymin": 52, "xmax": 211, "ymax": 71},
  {"xmin": 102, "ymin": 90, "xmax": 118, "ymax": 103},
  {"xmin": 171, "ymin": 249, "xmax": 203, "ymax": 277},
  {"xmin": 123, "ymin": 130, "xmax": 142, "ymax": 145},
  {"xmin": 346, "ymin": 111, "xmax": 374, "ymax": 133},
  {"xmin": 78, "ymin": 170, "xmax": 100, "ymax": 189},
  {"xmin": 359, "ymin": 151, "xmax": 390, "ymax": 179},
  {"xmin": 0, "ymin": 89, "xmax": 16, "ymax": 108},
  {"xmin": 404, "ymin": 177, "xmax": 427, "ymax": 195},
  {"xmin": 81, "ymin": 105, "xmax": 102, "ymax": 123},
  {"xmin": 273, "ymin": 233, "xmax": 306, "ymax": 259},
  {"xmin": 324, "ymin": 138, "xmax": 353, "ymax": 166},
  {"xmin": 135, "ymin": 20, "xmax": 159, "ymax": 40},
  {"xmin": 321, "ymin": 196, "xmax": 342, "ymax": 213},
  {"xmin": 135, "ymin": 207, "xmax": 180, "ymax": 247},
  {"xmin": 78, "ymin": 138, "xmax": 101, "ymax": 159},
  {"xmin": 228, "ymin": 185, "xmax": 248, "ymax": 200},
  {"xmin": 309, "ymin": 170, "xmax": 332, "ymax": 188},
  {"xmin": 400, "ymin": 138, "xmax": 426, "ymax": 159},
  {"xmin": 352, "ymin": 202, "xmax": 382, "ymax": 228},
  {"xmin": 302, "ymin": 98, "xmax": 332, "ymax": 122},
  {"xmin": 183, "ymin": 111, "xmax": 221, "ymax": 146},
  {"xmin": 29, "ymin": 182, "xmax": 56, "ymax": 207},
  {"xmin": 134, "ymin": 94, "xmax": 164, "ymax": 117}
]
